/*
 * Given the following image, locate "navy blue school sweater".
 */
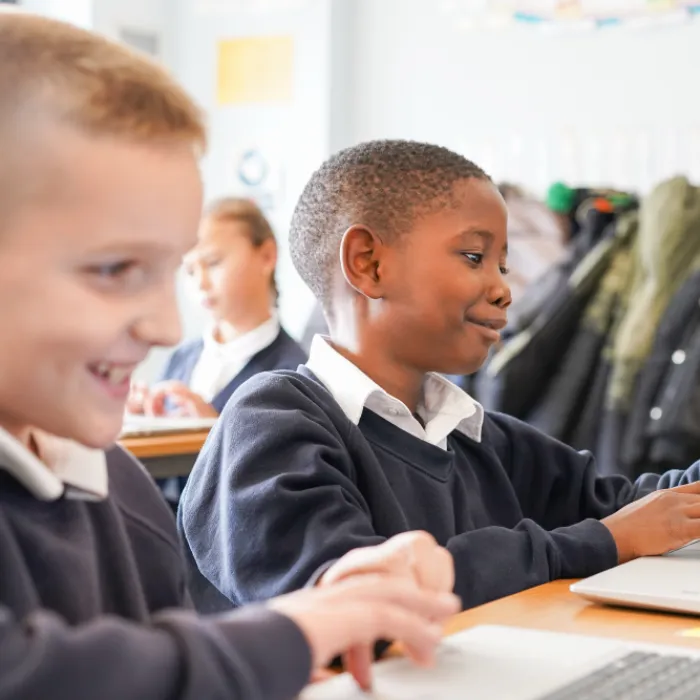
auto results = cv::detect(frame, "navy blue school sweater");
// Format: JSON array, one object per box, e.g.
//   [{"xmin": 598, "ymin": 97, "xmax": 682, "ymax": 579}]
[
  {"xmin": 179, "ymin": 367, "xmax": 700, "ymax": 612},
  {"xmin": 0, "ymin": 446, "xmax": 310, "ymax": 700}
]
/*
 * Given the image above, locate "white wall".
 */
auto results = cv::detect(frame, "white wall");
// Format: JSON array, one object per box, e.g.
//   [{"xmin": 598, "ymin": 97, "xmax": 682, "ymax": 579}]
[
  {"xmin": 350, "ymin": 0, "xmax": 700, "ymax": 196},
  {"xmin": 92, "ymin": 0, "xmax": 175, "ymax": 67},
  {"xmin": 20, "ymin": 0, "xmax": 92, "ymax": 27}
]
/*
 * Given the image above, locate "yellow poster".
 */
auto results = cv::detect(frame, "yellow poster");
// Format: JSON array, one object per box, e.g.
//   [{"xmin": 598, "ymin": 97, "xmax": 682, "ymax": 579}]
[{"xmin": 217, "ymin": 35, "xmax": 294, "ymax": 106}]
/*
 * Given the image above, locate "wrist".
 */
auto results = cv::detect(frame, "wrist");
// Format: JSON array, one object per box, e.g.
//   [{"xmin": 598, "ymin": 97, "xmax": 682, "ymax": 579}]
[{"xmin": 601, "ymin": 520, "xmax": 633, "ymax": 564}]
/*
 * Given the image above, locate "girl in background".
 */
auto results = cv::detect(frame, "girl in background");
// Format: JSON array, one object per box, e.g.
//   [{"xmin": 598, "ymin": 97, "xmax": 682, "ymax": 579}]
[{"xmin": 129, "ymin": 197, "xmax": 306, "ymax": 506}]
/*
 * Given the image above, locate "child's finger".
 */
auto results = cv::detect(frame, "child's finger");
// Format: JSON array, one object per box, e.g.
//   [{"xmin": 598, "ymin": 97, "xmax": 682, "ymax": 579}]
[{"xmin": 344, "ymin": 645, "xmax": 373, "ymax": 692}]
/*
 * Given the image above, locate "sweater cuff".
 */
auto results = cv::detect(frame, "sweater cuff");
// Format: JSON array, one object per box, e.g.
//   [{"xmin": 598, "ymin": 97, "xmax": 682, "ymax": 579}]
[
  {"xmin": 217, "ymin": 606, "xmax": 312, "ymax": 700},
  {"xmin": 551, "ymin": 518, "xmax": 619, "ymax": 579}
]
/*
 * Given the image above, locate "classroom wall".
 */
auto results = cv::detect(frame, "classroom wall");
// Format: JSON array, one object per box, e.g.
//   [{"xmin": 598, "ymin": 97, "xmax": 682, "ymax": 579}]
[
  {"xmin": 92, "ymin": 0, "xmax": 175, "ymax": 67},
  {"xmin": 21, "ymin": 0, "xmax": 92, "ymax": 26},
  {"xmin": 349, "ymin": 0, "xmax": 700, "ymax": 196}
]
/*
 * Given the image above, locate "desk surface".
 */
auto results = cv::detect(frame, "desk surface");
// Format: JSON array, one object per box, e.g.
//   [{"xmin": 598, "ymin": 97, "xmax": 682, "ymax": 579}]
[
  {"xmin": 119, "ymin": 430, "xmax": 210, "ymax": 460},
  {"xmin": 444, "ymin": 580, "xmax": 700, "ymax": 650}
]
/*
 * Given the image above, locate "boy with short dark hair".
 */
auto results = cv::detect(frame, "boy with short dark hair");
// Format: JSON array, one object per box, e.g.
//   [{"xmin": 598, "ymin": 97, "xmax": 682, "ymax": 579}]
[
  {"xmin": 0, "ymin": 15, "xmax": 459, "ymax": 699},
  {"xmin": 180, "ymin": 139, "xmax": 700, "ymax": 612}
]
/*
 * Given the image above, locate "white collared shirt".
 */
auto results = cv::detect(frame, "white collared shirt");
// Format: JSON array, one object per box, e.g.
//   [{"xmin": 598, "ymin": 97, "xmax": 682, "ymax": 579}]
[
  {"xmin": 190, "ymin": 314, "xmax": 280, "ymax": 403},
  {"xmin": 0, "ymin": 426, "xmax": 108, "ymax": 501},
  {"xmin": 306, "ymin": 336, "xmax": 483, "ymax": 449}
]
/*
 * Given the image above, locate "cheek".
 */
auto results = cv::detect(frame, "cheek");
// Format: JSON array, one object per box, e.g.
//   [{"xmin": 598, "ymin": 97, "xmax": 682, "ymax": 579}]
[
  {"xmin": 4, "ymin": 276, "xmax": 134, "ymax": 368},
  {"xmin": 222, "ymin": 257, "xmax": 260, "ymax": 295},
  {"xmin": 208, "ymin": 266, "xmax": 226, "ymax": 292}
]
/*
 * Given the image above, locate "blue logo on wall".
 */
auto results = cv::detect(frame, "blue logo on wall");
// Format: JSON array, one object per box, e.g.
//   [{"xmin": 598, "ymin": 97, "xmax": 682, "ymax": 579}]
[{"xmin": 237, "ymin": 149, "xmax": 269, "ymax": 187}]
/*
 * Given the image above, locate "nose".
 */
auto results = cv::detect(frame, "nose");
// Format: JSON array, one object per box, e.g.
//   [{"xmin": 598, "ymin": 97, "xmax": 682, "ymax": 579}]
[
  {"xmin": 486, "ymin": 266, "xmax": 512, "ymax": 309},
  {"xmin": 131, "ymin": 279, "xmax": 182, "ymax": 349}
]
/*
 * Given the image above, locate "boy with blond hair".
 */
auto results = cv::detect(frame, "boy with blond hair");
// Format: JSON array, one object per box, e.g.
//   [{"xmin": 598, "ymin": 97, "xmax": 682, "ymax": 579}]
[{"xmin": 0, "ymin": 11, "xmax": 458, "ymax": 699}]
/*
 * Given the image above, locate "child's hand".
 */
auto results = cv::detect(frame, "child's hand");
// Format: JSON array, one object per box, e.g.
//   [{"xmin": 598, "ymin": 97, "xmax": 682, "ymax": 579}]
[
  {"xmin": 267, "ymin": 575, "xmax": 460, "ymax": 691},
  {"xmin": 319, "ymin": 531, "xmax": 454, "ymax": 594},
  {"xmin": 126, "ymin": 382, "xmax": 149, "ymax": 415},
  {"xmin": 602, "ymin": 481, "xmax": 700, "ymax": 563},
  {"xmin": 145, "ymin": 381, "xmax": 219, "ymax": 418},
  {"xmin": 316, "ymin": 531, "xmax": 455, "ymax": 690}
]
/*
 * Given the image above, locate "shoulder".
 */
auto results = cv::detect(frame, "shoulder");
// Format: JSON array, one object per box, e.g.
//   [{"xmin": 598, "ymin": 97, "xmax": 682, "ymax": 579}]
[
  {"xmin": 183, "ymin": 370, "xmax": 359, "ymax": 508},
  {"xmin": 202, "ymin": 369, "xmax": 357, "ymax": 468},
  {"xmin": 172, "ymin": 338, "xmax": 204, "ymax": 361},
  {"xmin": 224, "ymin": 368, "xmax": 340, "ymax": 419},
  {"xmin": 161, "ymin": 339, "xmax": 204, "ymax": 377},
  {"xmin": 105, "ymin": 445, "xmax": 180, "ymax": 552}
]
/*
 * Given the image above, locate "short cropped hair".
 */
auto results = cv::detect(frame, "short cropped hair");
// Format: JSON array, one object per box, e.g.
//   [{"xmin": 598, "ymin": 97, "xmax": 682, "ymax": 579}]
[
  {"xmin": 205, "ymin": 197, "xmax": 279, "ymax": 300},
  {"xmin": 289, "ymin": 140, "xmax": 489, "ymax": 308},
  {"xmin": 0, "ymin": 11, "xmax": 206, "ymax": 150}
]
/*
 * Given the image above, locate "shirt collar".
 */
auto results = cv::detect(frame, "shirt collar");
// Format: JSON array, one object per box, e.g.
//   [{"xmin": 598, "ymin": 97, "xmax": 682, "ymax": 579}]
[
  {"xmin": 0, "ymin": 426, "xmax": 108, "ymax": 501},
  {"xmin": 306, "ymin": 335, "xmax": 483, "ymax": 445},
  {"xmin": 202, "ymin": 313, "xmax": 280, "ymax": 361}
]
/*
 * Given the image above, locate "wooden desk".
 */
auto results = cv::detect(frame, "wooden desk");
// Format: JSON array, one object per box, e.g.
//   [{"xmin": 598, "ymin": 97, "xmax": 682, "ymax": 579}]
[
  {"xmin": 444, "ymin": 580, "xmax": 700, "ymax": 650},
  {"xmin": 119, "ymin": 430, "xmax": 209, "ymax": 479}
]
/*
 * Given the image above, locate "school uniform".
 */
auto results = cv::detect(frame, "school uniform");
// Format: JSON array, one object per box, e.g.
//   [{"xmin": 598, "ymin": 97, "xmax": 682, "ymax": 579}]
[
  {"xmin": 0, "ymin": 426, "xmax": 310, "ymax": 700},
  {"xmin": 179, "ymin": 336, "xmax": 700, "ymax": 613},
  {"xmin": 158, "ymin": 315, "xmax": 307, "ymax": 505},
  {"xmin": 163, "ymin": 314, "xmax": 307, "ymax": 413}
]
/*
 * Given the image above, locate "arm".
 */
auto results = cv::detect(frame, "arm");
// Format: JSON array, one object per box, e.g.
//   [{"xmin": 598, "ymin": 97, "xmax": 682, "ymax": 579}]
[
  {"xmin": 180, "ymin": 377, "xmax": 386, "ymax": 606},
  {"xmin": 441, "ymin": 416, "xmax": 700, "ymax": 607},
  {"xmin": 491, "ymin": 413, "xmax": 700, "ymax": 526},
  {"xmin": 0, "ymin": 604, "xmax": 310, "ymax": 700}
]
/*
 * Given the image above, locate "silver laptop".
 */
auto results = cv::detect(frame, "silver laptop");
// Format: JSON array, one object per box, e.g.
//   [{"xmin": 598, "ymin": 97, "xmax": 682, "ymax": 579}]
[
  {"xmin": 571, "ymin": 539, "xmax": 700, "ymax": 615},
  {"xmin": 301, "ymin": 625, "xmax": 700, "ymax": 700}
]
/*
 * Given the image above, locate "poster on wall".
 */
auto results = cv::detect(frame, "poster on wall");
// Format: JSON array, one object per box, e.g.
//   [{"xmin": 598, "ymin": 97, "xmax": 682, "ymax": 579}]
[
  {"xmin": 500, "ymin": 0, "xmax": 700, "ymax": 26},
  {"xmin": 443, "ymin": 0, "xmax": 700, "ymax": 29},
  {"xmin": 217, "ymin": 35, "xmax": 294, "ymax": 106}
]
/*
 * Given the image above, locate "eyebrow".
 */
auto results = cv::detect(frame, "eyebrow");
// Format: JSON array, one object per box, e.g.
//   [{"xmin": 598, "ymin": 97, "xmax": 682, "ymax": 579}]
[{"xmin": 459, "ymin": 229, "xmax": 508, "ymax": 254}]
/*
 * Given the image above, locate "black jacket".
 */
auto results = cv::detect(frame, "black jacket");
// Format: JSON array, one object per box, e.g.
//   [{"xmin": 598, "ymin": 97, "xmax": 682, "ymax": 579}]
[{"xmin": 622, "ymin": 269, "xmax": 700, "ymax": 477}]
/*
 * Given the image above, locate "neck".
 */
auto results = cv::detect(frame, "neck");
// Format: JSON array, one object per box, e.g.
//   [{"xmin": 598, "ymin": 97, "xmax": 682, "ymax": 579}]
[
  {"xmin": 328, "ymin": 294, "xmax": 425, "ymax": 412},
  {"xmin": 0, "ymin": 417, "xmax": 35, "ymax": 452},
  {"xmin": 214, "ymin": 308, "xmax": 273, "ymax": 344},
  {"xmin": 328, "ymin": 338, "xmax": 425, "ymax": 413}
]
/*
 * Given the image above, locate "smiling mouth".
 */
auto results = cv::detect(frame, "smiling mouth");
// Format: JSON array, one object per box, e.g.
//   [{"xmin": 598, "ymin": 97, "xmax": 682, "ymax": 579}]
[
  {"xmin": 88, "ymin": 362, "xmax": 134, "ymax": 386},
  {"xmin": 465, "ymin": 318, "xmax": 507, "ymax": 332}
]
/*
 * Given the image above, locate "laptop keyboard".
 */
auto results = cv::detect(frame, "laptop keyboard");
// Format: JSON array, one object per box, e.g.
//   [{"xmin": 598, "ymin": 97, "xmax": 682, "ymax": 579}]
[{"xmin": 537, "ymin": 651, "xmax": 700, "ymax": 700}]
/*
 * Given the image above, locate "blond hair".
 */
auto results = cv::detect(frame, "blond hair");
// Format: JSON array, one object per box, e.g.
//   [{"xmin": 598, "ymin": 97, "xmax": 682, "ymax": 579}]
[
  {"xmin": 0, "ymin": 12, "xmax": 205, "ymax": 150},
  {"xmin": 205, "ymin": 197, "xmax": 279, "ymax": 300}
]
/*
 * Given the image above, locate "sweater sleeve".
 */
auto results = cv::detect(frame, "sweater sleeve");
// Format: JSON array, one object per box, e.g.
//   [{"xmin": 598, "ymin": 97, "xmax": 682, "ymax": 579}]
[
  {"xmin": 0, "ymin": 604, "xmax": 311, "ymax": 700},
  {"xmin": 489, "ymin": 413, "xmax": 700, "ymax": 528},
  {"xmin": 179, "ymin": 375, "xmax": 386, "ymax": 607},
  {"xmin": 439, "ymin": 415, "xmax": 700, "ymax": 609}
]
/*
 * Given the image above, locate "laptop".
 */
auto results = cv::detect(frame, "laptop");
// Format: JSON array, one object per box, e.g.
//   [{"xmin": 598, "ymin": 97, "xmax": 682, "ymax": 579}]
[
  {"xmin": 301, "ymin": 625, "xmax": 700, "ymax": 700},
  {"xmin": 571, "ymin": 539, "xmax": 700, "ymax": 615}
]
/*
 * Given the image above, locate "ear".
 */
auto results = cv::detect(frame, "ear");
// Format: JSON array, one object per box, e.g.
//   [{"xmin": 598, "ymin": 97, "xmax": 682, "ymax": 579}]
[
  {"xmin": 339, "ymin": 225, "xmax": 386, "ymax": 300},
  {"xmin": 258, "ymin": 237, "xmax": 277, "ymax": 275}
]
